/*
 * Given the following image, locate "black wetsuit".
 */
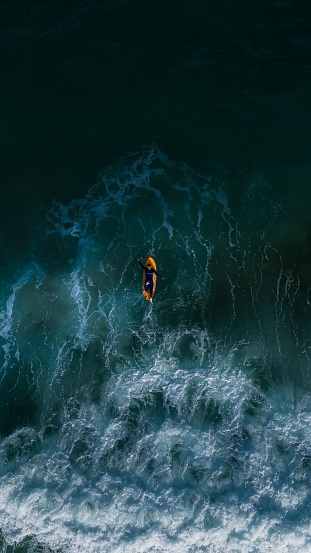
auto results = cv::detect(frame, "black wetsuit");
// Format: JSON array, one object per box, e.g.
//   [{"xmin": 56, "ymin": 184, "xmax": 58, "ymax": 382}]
[{"xmin": 138, "ymin": 260, "xmax": 161, "ymax": 296}]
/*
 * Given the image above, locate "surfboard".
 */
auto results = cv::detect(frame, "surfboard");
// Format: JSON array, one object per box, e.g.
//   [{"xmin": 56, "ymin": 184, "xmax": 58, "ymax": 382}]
[{"xmin": 142, "ymin": 257, "xmax": 157, "ymax": 301}]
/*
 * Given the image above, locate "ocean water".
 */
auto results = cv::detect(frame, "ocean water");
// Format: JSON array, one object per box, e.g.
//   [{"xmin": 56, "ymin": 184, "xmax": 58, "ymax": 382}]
[
  {"xmin": 0, "ymin": 145, "xmax": 310, "ymax": 552},
  {"xmin": 1, "ymin": 2, "xmax": 311, "ymax": 552}
]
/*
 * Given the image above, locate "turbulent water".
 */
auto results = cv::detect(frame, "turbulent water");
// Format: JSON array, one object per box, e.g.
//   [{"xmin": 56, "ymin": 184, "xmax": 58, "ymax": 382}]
[
  {"xmin": 0, "ymin": 145, "xmax": 310, "ymax": 552},
  {"xmin": 1, "ymin": 1, "xmax": 311, "ymax": 552}
]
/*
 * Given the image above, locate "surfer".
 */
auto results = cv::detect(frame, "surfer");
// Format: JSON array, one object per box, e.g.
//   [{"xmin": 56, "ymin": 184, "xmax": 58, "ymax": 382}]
[{"xmin": 137, "ymin": 259, "xmax": 163, "ymax": 303}]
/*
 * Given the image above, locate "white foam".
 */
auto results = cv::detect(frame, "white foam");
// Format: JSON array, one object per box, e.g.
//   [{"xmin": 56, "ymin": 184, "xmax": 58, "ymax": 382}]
[{"xmin": 0, "ymin": 146, "xmax": 307, "ymax": 553}]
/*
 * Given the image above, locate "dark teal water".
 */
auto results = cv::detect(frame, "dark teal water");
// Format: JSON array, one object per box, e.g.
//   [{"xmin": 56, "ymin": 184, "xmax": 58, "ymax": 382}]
[{"xmin": 1, "ymin": 2, "xmax": 311, "ymax": 552}]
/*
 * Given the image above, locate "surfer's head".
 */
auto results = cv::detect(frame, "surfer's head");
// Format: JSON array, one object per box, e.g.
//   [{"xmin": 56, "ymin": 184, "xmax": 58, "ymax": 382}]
[{"xmin": 147, "ymin": 264, "xmax": 152, "ymax": 269}]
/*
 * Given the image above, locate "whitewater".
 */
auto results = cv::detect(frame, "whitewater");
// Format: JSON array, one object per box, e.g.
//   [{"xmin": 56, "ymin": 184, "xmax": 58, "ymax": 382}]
[{"xmin": 0, "ymin": 146, "xmax": 310, "ymax": 552}]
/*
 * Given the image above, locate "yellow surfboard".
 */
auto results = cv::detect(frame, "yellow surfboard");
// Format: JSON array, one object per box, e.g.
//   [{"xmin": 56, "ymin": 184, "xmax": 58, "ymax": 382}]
[{"xmin": 142, "ymin": 257, "xmax": 157, "ymax": 301}]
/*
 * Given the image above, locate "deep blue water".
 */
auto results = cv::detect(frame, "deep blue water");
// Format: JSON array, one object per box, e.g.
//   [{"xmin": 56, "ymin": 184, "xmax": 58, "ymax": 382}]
[{"xmin": 1, "ymin": 2, "xmax": 311, "ymax": 552}]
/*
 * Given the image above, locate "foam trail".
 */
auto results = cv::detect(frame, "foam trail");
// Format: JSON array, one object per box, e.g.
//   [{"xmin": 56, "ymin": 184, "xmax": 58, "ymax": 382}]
[{"xmin": 0, "ymin": 146, "xmax": 309, "ymax": 552}]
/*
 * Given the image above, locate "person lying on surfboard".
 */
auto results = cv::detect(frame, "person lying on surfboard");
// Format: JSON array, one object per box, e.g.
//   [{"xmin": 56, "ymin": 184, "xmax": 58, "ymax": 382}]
[{"xmin": 137, "ymin": 259, "xmax": 163, "ymax": 303}]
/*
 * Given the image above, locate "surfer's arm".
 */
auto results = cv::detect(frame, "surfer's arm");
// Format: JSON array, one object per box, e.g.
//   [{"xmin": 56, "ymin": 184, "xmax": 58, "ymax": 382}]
[{"xmin": 137, "ymin": 259, "xmax": 145, "ymax": 269}]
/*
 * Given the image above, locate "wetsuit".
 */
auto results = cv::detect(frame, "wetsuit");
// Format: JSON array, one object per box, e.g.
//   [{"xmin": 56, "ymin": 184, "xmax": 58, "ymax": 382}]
[{"xmin": 138, "ymin": 260, "xmax": 162, "ymax": 297}]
